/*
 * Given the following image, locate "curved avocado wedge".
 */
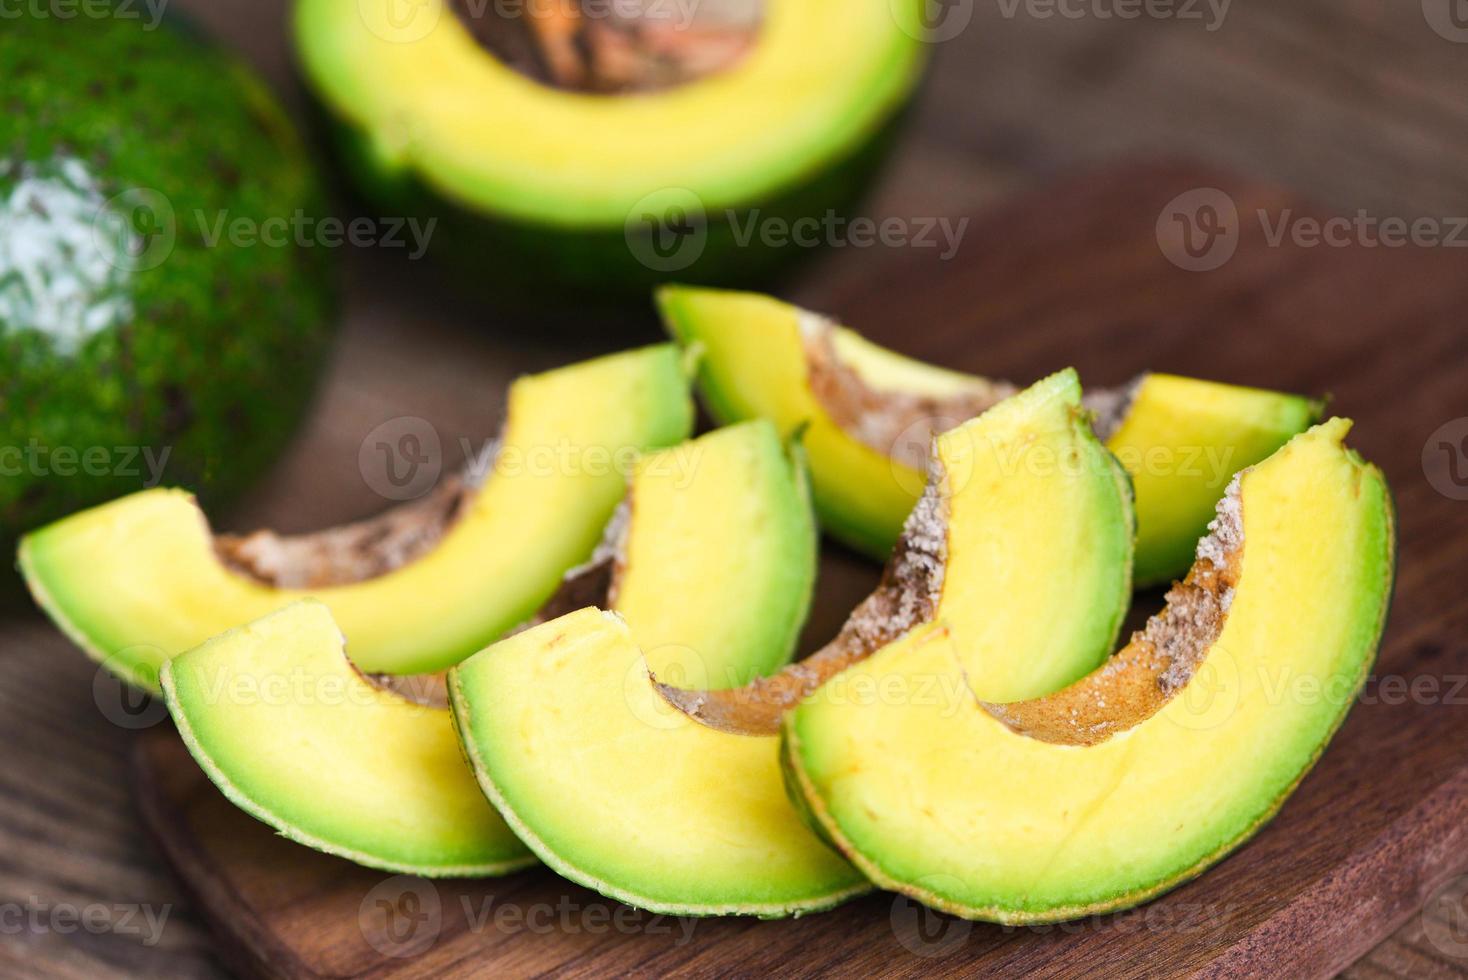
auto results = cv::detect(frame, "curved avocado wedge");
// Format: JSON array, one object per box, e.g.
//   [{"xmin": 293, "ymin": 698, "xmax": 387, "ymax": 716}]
[
  {"xmin": 657, "ymin": 285, "xmax": 1320, "ymax": 583},
  {"xmin": 161, "ymin": 600, "xmax": 532, "ymax": 876},
  {"xmin": 449, "ymin": 423, "xmax": 869, "ymax": 916},
  {"xmin": 293, "ymin": 0, "xmax": 926, "ymax": 293},
  {"xmin": 785, "ymin": 420, "xmax": 1395, "ymax": 922},
  {"xmin": 20, "ymin": 346, "xmax": 692, "ymax": 691},
  {"xmin": 657, "ymin": 368, "xmax": 1136, "ymax": 736}
]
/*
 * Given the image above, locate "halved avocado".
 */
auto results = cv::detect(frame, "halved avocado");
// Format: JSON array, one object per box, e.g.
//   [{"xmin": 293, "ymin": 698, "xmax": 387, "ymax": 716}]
[
  {"xmin": 448, "ymin": 422, "xmax": 869, "ymax": 915},
  {"xmin": 785, "ymin": 420, "xmax": 1395, "ymax": 922},
  {"xmin": 292, "ymin": 0, "xmax": 927, "ymax": 294},
  {"xmin": 161, "ymin": 600, "xmax": 531, "ymax": 876},
  {"xmin": 20, "ymin": 345, "xmax": 692, "ymax": 690},
  {"xmin": 657, "ymin": 368, "xmax": 1135, "ymax": 734},
  {"xmin": 657, "ymin": 285, "xmax": 1321, "ymax": 583}
]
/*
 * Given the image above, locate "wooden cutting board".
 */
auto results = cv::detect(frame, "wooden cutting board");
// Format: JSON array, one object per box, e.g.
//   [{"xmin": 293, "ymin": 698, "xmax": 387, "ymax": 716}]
[{"xmin": 131, "ymin": 162, "xmax": 1468, "ymax": 978}]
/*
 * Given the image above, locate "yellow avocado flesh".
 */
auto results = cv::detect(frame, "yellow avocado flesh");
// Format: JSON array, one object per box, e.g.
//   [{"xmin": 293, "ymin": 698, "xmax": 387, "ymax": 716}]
[
  {"xmin": 614, "ymin": 421, "xmax": 816, "ymax": 686},
  {"xmin": 658, "ymin": 286, "xmax": 938, "ymax": 556},
  {"xmin": 293, "ymin": 0, "xmax": 925, "ymax": 226},
  {"xmin": 931, "ymin": 369, "xmax": 1133, "ymax": 701},
  {"xmin": 451, "ymin": 610, "xmax": 867, "ymax": 916},
  {"xmin": 161, "ymin": 600, "xmax": 530, "ymax": 875},
  {"xmin": 787, "ymin": 421, "xmax": 1394, "ymax": 921},
  {"xmin": 155, "ymin": 420, "xmax": 802, "ymax": 878},
  {"xmin": 1112, "ymin": 373, "xmax": 1321, "ymax": 585},
  {"xmin": 657, "ymin": 285, "xmax": 1318, "ymax": 579},
  {"xmin": 19, "ymin": 346, "xmax": 692, "ymax": 690},
  {"xmin": 449, "ymin": 423, "xmax": 864, "ymax": 914}
]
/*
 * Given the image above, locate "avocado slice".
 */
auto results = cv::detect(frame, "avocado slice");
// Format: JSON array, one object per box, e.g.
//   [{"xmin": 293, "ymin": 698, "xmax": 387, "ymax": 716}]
[
  {"xmin": 448, "ymin": 423, "xmax": 870, "ymax": 915},
  {"xmin": 657, "ymin": 368, "xmax": 1136, "ymax": 736},
  {"xmin": 609, "ymin": 421, "xmax": 818, "ymax": 686},
  {"xmin": 20, "ymin": 345, "xmax": 692, "ymax": 690},
  {"xmin": 161, "ymin": 600, "xmax": 531, "ymax": 876},
  {"xmin": 291, "ymin": 0, "xmax": 925, "ymax": 294},
  {"xmin": 1, "ymin": 14, "xmax": 336, "ymax": 579},
  {"xmin": 657, "ymin": 285, "xmax": 1321, "ymax": 583},
  {"xmin": 785, "ymin": 420, "xmax": 1395, "ymax": 922},
  {"xmin": 158, "ymin": 419, "xmax": 800, "ymax": 878}
]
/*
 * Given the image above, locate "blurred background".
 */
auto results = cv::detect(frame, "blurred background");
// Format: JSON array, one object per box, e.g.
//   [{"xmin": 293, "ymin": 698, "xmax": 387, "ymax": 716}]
[{"xmin": 195, "ymin": 0, "xmax": 1468, "ymax": 534}]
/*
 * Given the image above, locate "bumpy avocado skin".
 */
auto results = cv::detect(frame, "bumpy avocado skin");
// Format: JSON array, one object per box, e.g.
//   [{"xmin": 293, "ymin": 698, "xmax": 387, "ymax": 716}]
[{"xmin": 0, "ymin": 13, "xmax": 336, "ymax": 573}]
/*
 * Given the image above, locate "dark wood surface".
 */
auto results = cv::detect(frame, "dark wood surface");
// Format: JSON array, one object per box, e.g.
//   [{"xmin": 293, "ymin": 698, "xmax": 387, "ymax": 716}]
[
  {"xmin": 6, "ymin": 0, "xmax": 1468, "ymax": 977},
  {"xmin": 121, "ymin": 162, "xmax": 1468, "ymax": 978}
]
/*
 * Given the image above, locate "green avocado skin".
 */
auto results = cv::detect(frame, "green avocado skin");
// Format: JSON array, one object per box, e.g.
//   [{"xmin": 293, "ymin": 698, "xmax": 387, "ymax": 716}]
[
  {"xmin": 1, "ymin": 12, "xmax": 336, "ymax": 575},
  {"xmin": 319, "ymin": 95, "xmax": 911, "ymax": 310}
]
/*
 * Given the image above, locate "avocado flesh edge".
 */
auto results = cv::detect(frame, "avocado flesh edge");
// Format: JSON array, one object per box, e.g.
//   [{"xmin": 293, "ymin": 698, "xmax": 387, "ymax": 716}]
[
  {"xmin": 161, "ymin": 599, "xmax": 531, "ymax": 876},
  {"xmin": 450, "ymin": 425, "xmax": 869, "ymax": 915},
  {"xmin": 786, "ymin": 420, "xmax": 1395, "ymax": 921},
  {"xmin": 291, "ymin": 0, "xmax": 926, "ymax": 227},
  {"xmin": 657, "ymin": 285, "xmax": 1319, "ymax": 581},
  {"xmin": 18, "ymin": 345, "xmax": 693, "ymax": 691}
]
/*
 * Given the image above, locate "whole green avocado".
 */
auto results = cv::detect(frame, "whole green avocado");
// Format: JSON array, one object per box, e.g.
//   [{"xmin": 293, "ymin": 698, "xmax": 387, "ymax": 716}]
[{"xmin": 0, "ymin": 12, "xmax": 337, "ymax": 577}]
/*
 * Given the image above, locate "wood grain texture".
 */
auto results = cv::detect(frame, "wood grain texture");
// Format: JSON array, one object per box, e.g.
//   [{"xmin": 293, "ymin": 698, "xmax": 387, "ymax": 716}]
[{"xmin": 124, "ymin": 161, "xmax": 1468, "ymax": 978}]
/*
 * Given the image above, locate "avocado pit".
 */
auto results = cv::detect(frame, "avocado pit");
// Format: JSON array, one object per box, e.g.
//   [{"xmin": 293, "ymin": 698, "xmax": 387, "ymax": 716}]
[{"xmin": 450, "ymin": 0, "xmax": 763, "ymax": 94}]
